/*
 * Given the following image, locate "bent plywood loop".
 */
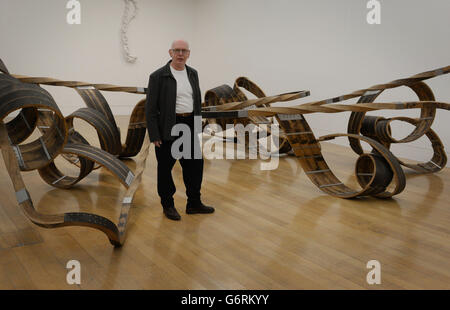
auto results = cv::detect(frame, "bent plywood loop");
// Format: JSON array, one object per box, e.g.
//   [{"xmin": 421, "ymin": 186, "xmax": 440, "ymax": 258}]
[
  {"xmin": 385, "ymin": 117, "xmax": 447, "ymax": 173},
  {"xmin": 0, "ymin": 121, "xmax": 121, "ymax": 245},
  {"xmin": 119, "ymin": 99, "xmax": 147, "ymax": 158},
  {"xmin": 1, "ymin": 55, "xmax": 449, "ymax": 245},
  {"xmin": 11, "ymin": 74, "xmax": 146, "ymax": 94},
  {"xmin": 0, "ymin": 74, "xmax": 68, "ymax": 171},
  {"xmin": 1, "ymin": 62, "xmax": 150, "ymax": 246},
  {"xmin": 203, "ymin": 77, "xmax": 308, "ymax": 153},
  {"xmin": 348, "ymin": 81, "xmax": 436, "ymax": 155},
  {"xmin": 0, "ymin": 58, "xmax": 9, "ymax": 74},
  {"xmin": 118, "ymin": 132, "xmax": 151, "ymax": 245},
  {"xmin": 275, "ymin": 113, "xmax": 405, "ymax": 199}
]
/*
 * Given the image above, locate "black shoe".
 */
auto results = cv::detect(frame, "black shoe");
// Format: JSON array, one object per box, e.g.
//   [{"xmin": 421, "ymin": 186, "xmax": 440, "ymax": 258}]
[
  {"xmin": 186, "ymin": 202, "xmax": 215, "ymax": 214},
  {"xmin": 163, "ymin": 206, "xmax": 181, "ymax": 221}
]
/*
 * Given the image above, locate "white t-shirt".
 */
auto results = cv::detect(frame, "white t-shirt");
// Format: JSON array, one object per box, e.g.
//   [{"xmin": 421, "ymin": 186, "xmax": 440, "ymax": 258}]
[{"xmin": 170, "ymin": 65, "xmax": 194, "ymax": 113}]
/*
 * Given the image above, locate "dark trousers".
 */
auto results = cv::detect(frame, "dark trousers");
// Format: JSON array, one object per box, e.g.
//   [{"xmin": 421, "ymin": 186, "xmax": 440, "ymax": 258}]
[{"xmin": 155, "ymin": 115, "xmax": 204, "ymax": 208}]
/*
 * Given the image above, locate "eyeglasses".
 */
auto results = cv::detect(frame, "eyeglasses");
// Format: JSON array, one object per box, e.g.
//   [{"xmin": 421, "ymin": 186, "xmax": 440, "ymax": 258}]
[{"xmin": 171, "ymin": 49, "xmax": 190, "ymax": 55}]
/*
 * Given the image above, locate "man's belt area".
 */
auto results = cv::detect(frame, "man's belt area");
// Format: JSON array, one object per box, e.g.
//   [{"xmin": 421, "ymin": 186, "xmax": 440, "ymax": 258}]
[{"xmin": 176, "ymin": 112, "xmax": 194, "ymax": 117}]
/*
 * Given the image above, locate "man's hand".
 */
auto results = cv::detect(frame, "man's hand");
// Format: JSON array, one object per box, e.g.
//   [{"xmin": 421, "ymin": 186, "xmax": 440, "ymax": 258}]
[{"xmin": 153, "ymin": 140, "xmax": 162, "ymax": 147}]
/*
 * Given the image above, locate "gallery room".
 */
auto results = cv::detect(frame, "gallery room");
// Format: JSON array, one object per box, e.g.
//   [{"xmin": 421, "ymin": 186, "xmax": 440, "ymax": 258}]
[{"xmin": 0, "ymin": 0, "xmax": 449, "ymax": 293}]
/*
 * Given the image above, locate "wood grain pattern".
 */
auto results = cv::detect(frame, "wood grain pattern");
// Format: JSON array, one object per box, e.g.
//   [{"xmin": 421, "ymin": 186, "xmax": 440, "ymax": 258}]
[
  {"xmin": 205, "ymin": 66, "xmax": 449, "ymax": 199},
  {"xmin": 1, "ymin": 57, "xmax": 449, "ymax": 247},
  {"xmin": 0, "ymin": 60, "xmax": 150, "ymax": 246},
  {"xmin": 1, "ymin": 117, "xmax": 449, "ymax": 289}
]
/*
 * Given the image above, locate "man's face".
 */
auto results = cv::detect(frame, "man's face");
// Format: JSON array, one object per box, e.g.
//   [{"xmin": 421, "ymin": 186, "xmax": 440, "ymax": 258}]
[{"xmin": 169, "ymin": 41, "xmax": 190, "ymax": 67}]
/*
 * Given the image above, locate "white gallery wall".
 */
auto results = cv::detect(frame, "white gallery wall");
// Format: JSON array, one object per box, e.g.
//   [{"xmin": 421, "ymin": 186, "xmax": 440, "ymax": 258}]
[
  {"xmin": 0, "ymin": 0, "xmax": 196, "ymax": 114},
  {"xmin": 1, "ymin": 0, "xmax": 449, "ymax": 165}
]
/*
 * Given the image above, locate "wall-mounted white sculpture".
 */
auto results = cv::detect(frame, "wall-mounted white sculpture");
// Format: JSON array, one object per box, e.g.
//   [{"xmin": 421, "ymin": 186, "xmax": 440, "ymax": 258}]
[{"xmin": 121, "ymin": 0, "xmax": 138, "ymax": 63}]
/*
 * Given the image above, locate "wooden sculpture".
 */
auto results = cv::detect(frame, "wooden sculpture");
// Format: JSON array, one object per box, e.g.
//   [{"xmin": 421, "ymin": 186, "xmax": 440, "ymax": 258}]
[
  {"xmin": 0, "ymin": 60, "xmax": 148, "ymax": 246},
  {"xmin": 206, "ymin": 67, "xmax": 449, "ymax": 198},
  {"xmin": 0, "ymin": 57, "xmax": 448, "ymax": 246},
  {"xmin": 203, "ymin": 76, "xmax": 310, "ymax": 153}
]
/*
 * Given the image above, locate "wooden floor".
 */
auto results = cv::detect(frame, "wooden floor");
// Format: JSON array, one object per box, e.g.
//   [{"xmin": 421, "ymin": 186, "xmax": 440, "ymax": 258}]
[{"xmin": 0, "ymin": 115, "xmax": 449, "ymax": 290}]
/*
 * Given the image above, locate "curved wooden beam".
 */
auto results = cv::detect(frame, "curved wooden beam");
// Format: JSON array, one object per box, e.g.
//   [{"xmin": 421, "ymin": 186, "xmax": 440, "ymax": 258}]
[
  {"xmin": 10, "ymin": 74, "xmax": 146, "ymax": 94},
  {"xmin": 0, "ymin": 59, "xmax": 150, "ymax": 246},
  {"xmin": 206, "ymin": 66, "xmax": 449, "ymax": 198},
  {"xmin": 2, "ymin": 56, "xmax": 449, "ymax": 245}
]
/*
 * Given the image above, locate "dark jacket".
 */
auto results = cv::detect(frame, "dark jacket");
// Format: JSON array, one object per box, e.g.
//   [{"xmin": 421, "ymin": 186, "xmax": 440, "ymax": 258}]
[{"xmin": 145, "ymin": 60, "xmax": 202, "ymax": 142}]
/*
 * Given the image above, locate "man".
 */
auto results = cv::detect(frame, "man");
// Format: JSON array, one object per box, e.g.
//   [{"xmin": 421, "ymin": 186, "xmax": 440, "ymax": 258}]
[{"xmin": 145, "ymin": 39, "xmax": 214, "ymax": 221}]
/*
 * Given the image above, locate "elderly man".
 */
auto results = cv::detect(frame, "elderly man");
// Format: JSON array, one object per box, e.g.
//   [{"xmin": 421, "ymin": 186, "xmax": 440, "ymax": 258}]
[{"xmin": 145, "ymin": 39, "xmax": 214, "ymax": 221}]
